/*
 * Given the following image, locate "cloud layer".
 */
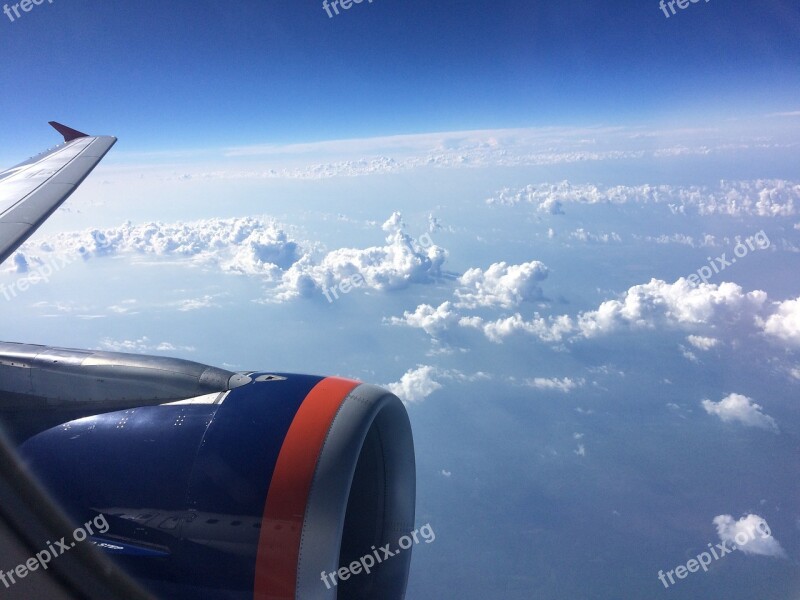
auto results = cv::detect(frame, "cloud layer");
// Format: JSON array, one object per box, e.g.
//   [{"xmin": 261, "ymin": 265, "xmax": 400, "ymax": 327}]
[
  {"xmin": 455, "ymin": 261, "xmax": 548, "ymax": 309},
  {"xmin": 392, "ymin": 277, "xmax": 800, "ymax": 353},
  {"xmin": 12, "ymin": 213, "xmax": 448, "ymax": 304},
  {"xmin": 487, "ymin": 180, "xmax": 800, "ymax": 217}
]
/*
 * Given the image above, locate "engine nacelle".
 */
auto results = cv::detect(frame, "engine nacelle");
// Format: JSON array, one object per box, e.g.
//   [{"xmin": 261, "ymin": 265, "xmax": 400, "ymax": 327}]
[{"xmin": 18, "ymin": 373, "xmax": 416, "ymax": 600}]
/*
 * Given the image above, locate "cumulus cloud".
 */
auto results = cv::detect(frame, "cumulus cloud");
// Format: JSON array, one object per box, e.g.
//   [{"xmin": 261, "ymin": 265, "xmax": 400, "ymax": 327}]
[
  {"xmin": 463, "ymin": 279, "xmax": 768, "ymax": 343},
  {"xmin": 384, "ymin": 365, "xmax": 443, "ymax": 404},
  {"xmin": 386, "ymin": 302, "xmax": 460, "ymax": 338},
  {"xmin": 460, "ymin": 313, "xmax": 574, "ymax": 343},
  {"xmin": 13, "ymin": 213, "xmax": 448, "ymax": 305},
  {"xmin": 276, "ymin": 212, "xmax": 447, "ymax": 300},
  {"xmin": 701, "ymin": 393, "xmax": 778, "ymax": 432},
  {"xmin": 390, "ymin": 275, "xmax": 800, "ymax": 355},
  {"xmin": 577, "ymin": 279, "xmax": 767, "ymax": 338},
  {"xmin": 14, "ymin": 216, "xmax": 303, "ymax": 279},
  {"xmin": 224, "ymin": 226, "xmax": 303, "ymax": 275},
  {"xmin": 455, "ymin": 260, "xmax": 549, "ymax": 309},
  {"xmin": 713, "ymin": 514, "xmax": 787, "ymax": 558},
  {"xmin": 762, "ymin": 297, "xmax": 800, "ymax": 345},
  {"xmin": 527, "ymin": 377, "xmax": 584, "ymax": 392}
]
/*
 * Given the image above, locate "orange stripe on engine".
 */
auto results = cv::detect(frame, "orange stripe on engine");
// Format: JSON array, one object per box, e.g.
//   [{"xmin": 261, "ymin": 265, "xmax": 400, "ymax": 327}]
[{"xmin": 253, "ymin": 376, "xmax": 360, "ymax": 600}]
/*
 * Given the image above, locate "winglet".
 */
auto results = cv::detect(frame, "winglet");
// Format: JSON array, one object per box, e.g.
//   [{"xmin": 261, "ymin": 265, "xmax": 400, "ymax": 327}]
[{"xmin": 48, "ymin": 121, "xmax": 89, "ymax": 142}]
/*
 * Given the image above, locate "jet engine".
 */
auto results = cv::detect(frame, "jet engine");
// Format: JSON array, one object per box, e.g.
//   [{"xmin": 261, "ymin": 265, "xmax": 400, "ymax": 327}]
[{"xmin": 1, "ymin": 344, "xmax": 416, "ymax": 600}]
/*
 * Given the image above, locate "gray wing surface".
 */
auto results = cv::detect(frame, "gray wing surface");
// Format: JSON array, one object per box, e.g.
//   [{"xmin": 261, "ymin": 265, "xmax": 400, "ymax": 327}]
[
  {"xmin": 0, "ymin": 123, "xmax": 116, "ymax": 266},
  {"xmin": 0, "ymin": 124, "xmax": 150, "ymax": 599}
]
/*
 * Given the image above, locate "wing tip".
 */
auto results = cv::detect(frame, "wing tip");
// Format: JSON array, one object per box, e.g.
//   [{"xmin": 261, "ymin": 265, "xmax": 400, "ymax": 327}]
[{"xmin": 48, "ymin": 121, "xmax": 89, "ymax": 143}]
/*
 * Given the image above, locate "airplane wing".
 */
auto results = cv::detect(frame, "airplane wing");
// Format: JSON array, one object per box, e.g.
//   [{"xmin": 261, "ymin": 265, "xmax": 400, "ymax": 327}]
[
  {"xmin": 0, "ymin": 122, "xmax": 116, "ymax": 266},
  {"xmin": 0, "ymin": 124, "xmax": 151, "ymax": 600}
]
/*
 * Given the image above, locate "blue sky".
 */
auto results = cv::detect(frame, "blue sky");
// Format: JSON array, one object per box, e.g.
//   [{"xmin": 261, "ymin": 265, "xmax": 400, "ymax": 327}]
[{"xmin": 1, "ymin": 0, "xmax": 799, "ymax": 158}]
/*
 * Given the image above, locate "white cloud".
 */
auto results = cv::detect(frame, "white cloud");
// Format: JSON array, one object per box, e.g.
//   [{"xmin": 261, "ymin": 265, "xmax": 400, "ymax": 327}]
[
  {"xmin": 384, "ymin": 365, "xmax": 443, "ymax": 404},
  {"xmin": 527, "ymin": 377, "xmax": 584, "ymax": 393},
  {"xmin": 687, "ymin": 335, "xmax": 720, "ymax": 350},
  {"xmin": 32, "ymin": 300, "xmax": 88, "ymax": 314},
  {"xmin": 455, "ymin": 260, "xmax": 549, "ymax": 309},
  {"xmin": 460, "ymin": 313, "xmax": 574, "ymax": 343},
  {"xmin": 428, "ymin": 213, "xmax": 443, "ymax": 233},
  {"xmin": 110, "ymin": 121, "xmax": 797, "ymax": 184},
  {"xmin": 569, "ymin": 228, "xmax": 622, "ymax": 244},
  {"xmin": 680, "ymin": 345, "xmax": 699, "ymax": 363},
  {"xmin": 486, "ymin": 180, "xmax": 800, "ymax": 217},
  {"xmin": 276, "ymin": 212, "xmax": 447, "ymax": 300},
  {"xmin": 637, "ymin": 233, "xmax": 699, "ymax": 247},
  {"xmin": 713, "ymin": 514, "xmax": 787, "ymax": 558},
  {"xmin": 436, "ymin": 369, "xmax": 492, "ymax": 383},
  {"xmin": 762, "ymin": 297, "xmax": 800, "ymax": 345},
  {"xmin": 574, "ymin": 444, "xmax": 586, "ymax": 457},
  {"xmin": 13, "ymin": 213, "xmax": 448, "ymax": 305},
  {"xmin": 387, "ymin": 302, "xmax": 460, "ymax": 338},
  {"xmin": 108, "ymin": 299, "xmax": 138, "ymax": 314},
  {"xmin": 391, "ymin": 275, "xmax": 800, "ymax": 354},
  {"xmin": 14, "ymin": 216, "xmax": 303, "ymax": 279},
  {"xmin": 701, "ymin": 393, "xmax": 778, "ymax": 432},
  {"xmin": 578, "ymin": 279, "xmax": 767, "ymax": 337},
  {"xmin": 98, "ymin": 336, "xmax": 195, "ymax": 354},
  {"xmin": 175, "ymin": 295, "xmax": 220, "ymax": 312},
  {"xmin": 464, "ymin": 279, "xmax": 767, "ymax": 343},
  {"xmin": 224, "ymin": 225, "xmax": 303, "ymax": 275}
]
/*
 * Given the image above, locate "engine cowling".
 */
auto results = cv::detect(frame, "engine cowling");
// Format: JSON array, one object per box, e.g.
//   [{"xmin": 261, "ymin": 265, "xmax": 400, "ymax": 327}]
[{"xmin": 18, "ymin": 373, "xmax": 416, "ymax": 600}]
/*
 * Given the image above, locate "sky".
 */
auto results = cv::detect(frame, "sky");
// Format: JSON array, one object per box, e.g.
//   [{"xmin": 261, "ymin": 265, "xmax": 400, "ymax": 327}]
[
  {"xmin": 1, "ymin": 1, "xmax": 800, "ymax": 599},
  {"xmin": 1, "ymin": 0, "xmax": 799, "ymax": 157}
]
